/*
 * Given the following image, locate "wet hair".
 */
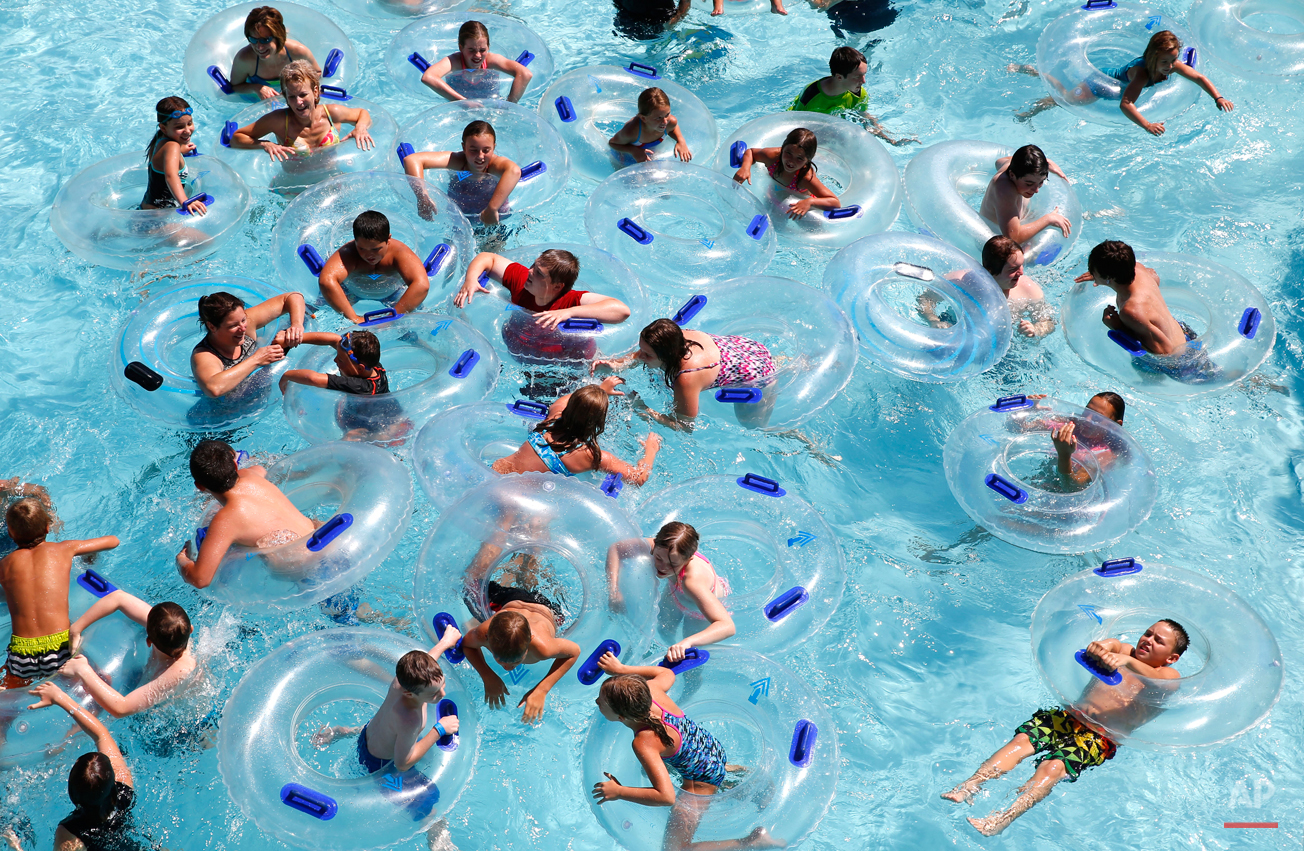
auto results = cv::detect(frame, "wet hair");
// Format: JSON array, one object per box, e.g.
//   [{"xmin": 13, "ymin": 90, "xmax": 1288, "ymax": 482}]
[
  {"xmin": 353, "ymin": 210, "xmax": 390, "ymax": 242},
  {"xmin": 197, "ymin": 292, "xmax": 247, "ymax": 331},
  {"xmin": 653, "ymin": 521, "xmax": 699, "ymax": 563},
  {"xmin": 640, "ymin": 319, "xmax": 704, "ymax": 389},
  {"xmin": 244, "ymin": 6, "xmax": 288, "ymax": 49},
  {"xmin": 1087, "ymin": 240, "xmax": 1136, "ymax": 286},
  {"xmin": 600, "ymin": 675, "xmax": 675, "ymax": 749},
  {"xmin": 1143, "ymin": 30, "xmax": 1183, "ymax": 83},
  {"xmin": 829, "ymin": 46, "xmax": 866, "ymax": 78},
  {"xmin": 5, "ymin": 498, "xmax": 51, "ymax": 548},
  {"xmin": 147, "ymin": 602, "xmax": 193, "ymax": 658},
  {"xmin": 1089, "ymin": 391, "xmax": 1126, "ymax": 425},
  {"xmin": 348, "ymin": 330, "xmax": 382, "ymax": 368},
  {"xmin": 148, "ymin": 96, "xmax": 193, "ymax": 157},
  {"xmin": 1008, "ymin": 144, "xmax": 1049, "ymax": 180},
  {"xmin": 981, "ymin": 235, "xmax": 1021, "ymax": 277},
  {"xmin": 279, "ymin": 59, "xmax": 320, "ymax": 97},
  {"xmin": 1158, "ymin": 618, "xmax": 1189, "ymax": 657},
  {"xmin": 485, "ymin": 610, "xmax": 531, "ymax": 660},
  {"xmin": 780, "ymin": 128, "xmax": 819, "ymax": 183},
  {"xmin": 458, "ymin": 20, "xmax": 490, "ymax": 47},
  {"xmin": 638, "ymin": 87, "xmax": 671, "ymax": 115},
  {"xmin": 68, "ymin": 752, "xmax": 116, "ymax": 815},
  {"xmin": 462, "ymin": 120, "xmax": 496, "ymax": 144},
  {"xmin": 396, "ymin": 649, "xmax": 445, "ymax": 693},
  {"xmin": 190, "ymin": 440, "xmax": 239, "ymax": 494},
  {"xmin": 534, "ymin": 248, "xmax": 580, "ymax": 292},
  {"xmin": 534, "ymin": 385, "xmax": 607, "ymax": 468}
]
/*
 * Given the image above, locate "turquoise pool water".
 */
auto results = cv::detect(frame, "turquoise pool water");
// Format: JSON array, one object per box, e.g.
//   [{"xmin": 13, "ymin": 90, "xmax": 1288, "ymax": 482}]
[{"xmin": 1, "ymin": 0, "xmax": 1303, "ymax": 847}]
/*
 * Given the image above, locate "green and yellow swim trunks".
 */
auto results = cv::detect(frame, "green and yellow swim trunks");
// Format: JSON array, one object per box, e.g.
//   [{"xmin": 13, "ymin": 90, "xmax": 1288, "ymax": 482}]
[
  {"xmin": 3, "ymin": 629, "xmax": 71, "ymax": 688},
  {"xmin": 1015, "ymin": 707, "xmax": 1118, "ymax": 781}
]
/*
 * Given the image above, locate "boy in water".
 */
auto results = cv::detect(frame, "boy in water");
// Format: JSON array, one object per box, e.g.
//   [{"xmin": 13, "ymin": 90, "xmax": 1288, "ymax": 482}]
[
  {"xmin": 943, "ymin": 619, "xmax": 1187, "ymax": 836},
  {"xmin": 460, "ymin": 593, "xmax": 580, "ymax": 723},
  {"xmin": 978, "ymin": 145, "xmax": 1071, "ymax": 246},
  {"xmin": 790, "ymin": 46, "xmax": 913, "ymax": 145},
  {"xmin": 59, "ymin": 591, "xmax": 196, "ymax": 717},
  {"xmin": 318, "ymin": 211, "xmax": 431, "ymax": 324},
  {"xmin": 278, "ymin": 330, "xmax": 407, "ymax": 441},
  {"xmin": 175, "ymin": 440, "xmax": 316, "ymax": 589},
  {"xmin": 981, "ymin": 236, "xmax": 1055, "ymax": 338},
  {"xmin": 0, "ymin": 478, "xmax": 58, "ymax": 556},
  {"xmin": 0, "ymin": 500, "xmax": 119, "ymax": 689}
]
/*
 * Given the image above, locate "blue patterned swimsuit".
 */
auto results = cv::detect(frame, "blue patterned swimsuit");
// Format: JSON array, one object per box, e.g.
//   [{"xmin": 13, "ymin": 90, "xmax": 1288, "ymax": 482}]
[{"xmin": 655, "ymin": 700, "xmax": 727, "ymax": 787}]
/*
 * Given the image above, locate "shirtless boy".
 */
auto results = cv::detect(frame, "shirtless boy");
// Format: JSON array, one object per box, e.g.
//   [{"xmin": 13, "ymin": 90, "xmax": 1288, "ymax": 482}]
[
  {"xmin": 175, "ymin": 441, "xmax": 315, "ymax": 589},
  {"xmin": 317, "ymin": 211, "xmax": 431, "ymax": 324},
  {"xmin": 943, "ymin": 619, "xmax": 1187, "ymax": 836},
  {"xmin": 0, "ymin": 500, "xmax": 119, "ymax": 689},
  {"xmin": 461, "ymin": 591, "xmax": 580, "ymax": 722},
  {"xmin": 981, "ymin": 236, "xmax": 1055, "ymax": 338},
  {"xmin": 1078, "ymin": 240, "xmax": 1187, "ymax": 356},
  {"xmin": 979, "ymin": 145, "xmax": 1071, "ymax": 245}
]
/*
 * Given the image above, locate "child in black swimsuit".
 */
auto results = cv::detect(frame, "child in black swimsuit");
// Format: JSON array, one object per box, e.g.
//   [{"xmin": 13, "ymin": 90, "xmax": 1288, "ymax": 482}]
[{"xmin": 140, "ymin": 97, "xmax": 206, "ymax": 215}]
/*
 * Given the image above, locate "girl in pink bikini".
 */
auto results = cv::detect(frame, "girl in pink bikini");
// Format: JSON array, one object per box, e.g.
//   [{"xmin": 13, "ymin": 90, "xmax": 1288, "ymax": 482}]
[
  {"xmin": 731, "ymin": 127, "xmax": 841, "ymax": 220},
  {"xmin": 228, "ymin": 61, "xmax": 374, "ymax": 162},
  {"xmin": 419, "ymin": 20, "xmax": 534, "ymax": 104}
]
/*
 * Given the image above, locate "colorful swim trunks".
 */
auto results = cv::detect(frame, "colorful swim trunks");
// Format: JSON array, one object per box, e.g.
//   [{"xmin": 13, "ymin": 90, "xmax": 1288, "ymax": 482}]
[
  {"xmin": 1015, "ymin": 707, "xmax": 1117, "ymax": 781},
  {"xmin": 4, "ymin": 630, "xmax": 72, "ymax": 689}
]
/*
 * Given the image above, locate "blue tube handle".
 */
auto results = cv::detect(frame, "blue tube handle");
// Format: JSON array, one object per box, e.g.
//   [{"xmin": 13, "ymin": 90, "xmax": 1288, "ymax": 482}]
[
  {"xmin": 77, "ymin": 569, "xmax": 119, "ymax": 599},
  {"xmin": 626, "ymin": 62, "xmax": 659, "ymax": 79},
  {"xmin": 396, "ymin": 142, "xmax": 414, "ymax": 163},
  {"xmin": 823, "ymin": 205, "xmax": 861, "ymax": 220},
  {"xmin": 298, "ymin": 244, "xmax": 325, "ymax": 277},
  {"xmin": 736, "ymin": 473, "xmax": 786, "ymax": 497},
  {"xmin": 432, "ymin": 612, "xmax": 466, "ymax": 664},
  {"xmin": 984, "ymin": 474, "xmax": 1028, "ymax": 504},
  {"xmin": 576, "ymin": 640, "xmax": 621, "ymax": 685},
  {"xmin": 507, "ymin": 399, "xmax": 549, "ymax": 420},
  {"xmin": 1107, "ymin": 329, "xmax": 1147, "ymax": 357},
  {"xmin": 1239, "ymin": 307, "xmax": 1262, "ymax": 339},
  {"xmin": 360, "ymin": 309, "xmax": 398, "ymax": 326},
  {"xmin": 323, "ymin": 48, "xmax": 343, "ymax": 78},
  {"xmin": 554, "ymin": 96, "xmax": 576, "ymax": 123},
  {"xmin": 424, "ymin": 243, "xmax": 451, "ymax": 276},
  {"xmin": 194, "ymin": 526, "xmax": 208, "ymax": 551},
  {"xmin": 601, "ymin": 472, "xmax": 623, "ymax": 498},
  {"xmin": 220, "ymin": 120, "xmax": 238, "ymax": 147},
  {"xmin": 729, "ymin": 140, "xmax": 748, "ymax": 169},
  {"xmin": 520, "ymin": 161, "xmax": 547, "ymax": 182},
  {"xmin": 788, "ymin": 719, "xmax": 818, "ymax": 767},
  {"xmin": 671, "ymin": 294, "xmax": 707, "ymax": 326},
  {"xmin": 1080, "ymin": 0, "xmax": 1116, "ymax": 8},
  {"xmin": 449, "ymin": 349, "xmax": 480, "ymax": 379},
  {"xmin": 435, "ymin": 698, "xmax": 459, "ymax": 750},
  {"xmin": 408, "ymin": 51, "xmax": 430, "ymax": 72},
  {"xmin": 763, "ymin": 586, "xmax": 809, "ymax": 622},
  {"xmin": 1076, "ymin": 649, "xmax": 1123, "ymax": 685},
  {"xmin": 1184, "ymin": 46, "xmax": 1197, "ymax": 67},
  {"xmin": 617, "ymin": 218, "xmax": 653, "ymax": 245},
  {"xmin": 1095, "ymin": 557, "xmax": 1143, "ymax": 577},
  {"xmin": 280, "ymin": 784, "xmax": 337, "ymax": 820},
  {"xmin": 746, "ymin": 214, "xmax": 769, "ymax": 240},
  {"xmin": 177, "ymin": 194, "xmax": 214, "ymax": 215},
  {"xmin": 207, "ymin": 66, "xmax": 234, "ymax": 95},
  {"xmin": 989, "ymin": 394, "xmax": 1033, "ymax": 413},
  {"xmin": 658, "ymin": 647, "xmax": 710, "ymax": 674},
  {"xmin": 515, "ymin": 50, "xmax": 534, "ymax": 67},
  {"xmin": 306, "ymin": 514, "xmax": 353, "ymax": 552},
  {"xmin": 320, "ymin": 85, "xmax": 350, "ymax": 101},
  {"xmin": 558, "ymin": 317, "xmax": 603, "ymax": 332}
]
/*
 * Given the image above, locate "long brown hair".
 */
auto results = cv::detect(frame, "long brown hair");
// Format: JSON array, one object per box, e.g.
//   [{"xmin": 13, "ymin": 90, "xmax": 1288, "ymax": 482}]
[
  {"xmin": 1143, "ymin": 30, "xmax": 1182, "ymax": 83},
  {"xmin": 534, "ymin": 385, "xmax": 607, "ymax": 466},
  {"xmin": 601, "ymin": 675, "xmax": 675, "ymax": 749},
  {"xmin": 653, "ymin": 522, "xmax": 699, "ymax": 563},
  {"xmin": 640, "ymin": 319, "xmax": 702, "ymax": 388}
]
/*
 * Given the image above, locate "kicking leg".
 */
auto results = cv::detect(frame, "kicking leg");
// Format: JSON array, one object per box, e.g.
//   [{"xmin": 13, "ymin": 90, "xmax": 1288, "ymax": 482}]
[
  {"xmin": 942, "ymin": 732, "xmax": 1035, "ymax": 804},
  {"xmin": 662, "ymin": 781, "xmax": 786, "ymax": 851},
  {"xmin": 967, "ymin": 758, "xmax": 1068, "ymax": 836}
]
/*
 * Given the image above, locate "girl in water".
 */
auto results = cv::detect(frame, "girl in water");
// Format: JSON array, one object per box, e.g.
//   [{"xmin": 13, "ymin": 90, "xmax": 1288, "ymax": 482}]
[
  {"xmin": 608, "ymin": 87, "xmax": 692, "ymax": 164},
  {"xmin": 141, "ymin": 97, "xmax": 206, "ymax": 215},
  {"xmin": 228, "ymin": 61, "xmax": 374, "ymax": 161},
  {"xmin": 492, "ymin": 382, "xmax": 661, "ymax": 484},
  {"xmin": 731, "ymin": 127, "xmax": 841, "ymax": 219},
  {"xmin": 227, "ymin": 6, "xmax": 319, "ymax": 100},
  {"xmin": 190, "ymin": 290, "xmax": 306, "ymax": 398},
  {"xmin": 402, "ymin": 120, "xmax": 520, "ymax": 225},
  {"xmin": 420, "ymin": 20, "xmax": 534, "ymax": 103}
]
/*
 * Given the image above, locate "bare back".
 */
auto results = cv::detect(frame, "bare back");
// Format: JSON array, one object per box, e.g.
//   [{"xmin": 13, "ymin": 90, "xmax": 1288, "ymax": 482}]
[
  {"xmin": 212, "ymin": 467, "xmax": 315, "ymax": 548},
  {"xmin": 0, "ymin": 542, "xmax": 78, "ymax": 638},
  {"xmin": 1116, "ymin": 264, "xmax": 1187, "ymax": 356},
  {"xmin": 979, "ymin": 163, "xmax": 1027, "ymax": 232},
  {"xmin": 361, "ymin": 679, "xmax": 425, "ymax": 761},
  {"xmin": 497, "ymin": 600, "xmax": 559, "ymax": 663}
]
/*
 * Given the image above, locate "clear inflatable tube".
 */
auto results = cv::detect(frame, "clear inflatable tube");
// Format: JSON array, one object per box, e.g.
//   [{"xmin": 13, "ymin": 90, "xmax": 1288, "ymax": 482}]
[
  {"xmin": 50, "ymin": 152, "xmax": 252, "ymax": 271},
  {"xmin": 385, "ymin": 13, "xmax": 555, "ymax": 103},
  {"xmin": 211, "ymin": 90, "xmax": 399, "ymax": 193},
  {"xmin": 633, "ymin": 474, "xmax": 845, "ymax": 654},
  {"xmin": 668, "ymin": 277, "xmax": 857, "ymax": 431},
  {"xmin": 182, "ymin": 1, "xmax": 358, "ymax": 111},
  {"xmin": 282, "ymin": 312, "xmax": 499, "ymax": 445},
  {"xmin": 191, "ymin": 442, "xmax": 413, "ymax": 611},
  {"xmin": 397, "ymin": 99, "xmax": 571, "ymax": 219},
  {"xmin": 903, "ymin": 139, "xmax": 1080, "ymax": 267},
  {"xmin": 714, "ymin": 111, "xmax": 901, "ymax": 248},
  {"xmin": 110, "ymin": 276, "xmax": 311, "ymax": 431},
  {"xmin": 585, "ymin": 161, "xmax": 777, "ymax": 297},
  {"xmin": 1061, "ymin": 251, "xmax": 1275, "ymax": 399},
  {"xmin": 581, "ymin": 646, "xmax": 838, "ymax": 849},
  {"xmin": 1031, "ymin": 558, "xmax": 1282, "ymax": 749},
  {"xmin": 540, "ymin": 64, "xmax": 718, "ymax": 183},
  {"xmin": 217, "ymin": 627, "xmax": 479, "ymax": 850},
  {"xmin": 1035, "ymin": 2, "xmax": 1202, "ymax": 126},
  {"xmin": 943, "ymin": 395, "xmax": 1157, "ymax": 554},
  {"xmin": 413, "ymin": 474, "xmax": 657, "ymax": 696},
  {"xmin": 446, "ymin": 243, "xmax": 651, "ymax": 365},
  {"xmin": 1188, "ymin": 0, "xmax": 1304, "ymax": 79},
  {"xmin": 0, "ymin": 569, "xmax": 148, "ymax": 770},
  {"xmin": 824, "ymin": 232, "xmax": 1012, "ymax": 383},
  {"xmin": 330, "ymin": 0, "xmax": 468, "ymax": 21},
  {"xmin": 271, "ymin": 171, "xmax": 475, "ymax": 306}
]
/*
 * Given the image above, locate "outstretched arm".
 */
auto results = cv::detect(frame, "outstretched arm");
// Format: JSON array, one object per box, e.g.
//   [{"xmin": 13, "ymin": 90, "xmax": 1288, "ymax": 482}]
[
  {"xmin": 28, "ymin": 683, "xmax": 132, "ymax": 787},
  {"xmin": 666, "ymin": 573, "xmax": 735, "ymax": 662},
  {"xmin": 597, "ymin": 651, "xmax": 676, "ymax": 692},
  {"xmin": 518, "ymin": 636, "xmax": 580, "ymax": 721},
  {"xmin": 1173, "ymin": 63, "xmax": 1233, "ymax": 112}
]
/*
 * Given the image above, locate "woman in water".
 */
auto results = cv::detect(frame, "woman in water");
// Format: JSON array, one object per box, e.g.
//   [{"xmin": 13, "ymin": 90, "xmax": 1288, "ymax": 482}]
[
  {"xmin": 190, "ymin": 290, "xmax": 306, "ymax": 398},
  {"xmin": 228, "ymin": 60, "xmax": 373, "ymax": 161},
  {"xmin": 227, "ymin": 6, "xmax": 319, "ymax": 100}
]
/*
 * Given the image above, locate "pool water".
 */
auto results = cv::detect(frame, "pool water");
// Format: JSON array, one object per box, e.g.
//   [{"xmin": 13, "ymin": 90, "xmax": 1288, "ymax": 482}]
[{"xmin": 1, "ymin": 0, "xmax": 1303, "ymax": 847}]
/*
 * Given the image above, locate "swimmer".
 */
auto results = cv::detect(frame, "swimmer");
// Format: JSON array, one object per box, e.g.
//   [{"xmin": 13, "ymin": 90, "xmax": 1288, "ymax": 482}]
[
  {"xmin": 279, "ymin": 330, "xmax": 408, "ymax": 442},
  {"xmin": 140, "ymin": 97, "xmax": 207, "ymax": 215},
  {"xmin": 609, "ymin": 87, "xmax": 693, "ymax": 164},
  {"xmin": 732, "ymin": 127, "xmax": 841, "ymax": 220},
  {"xmin": 0, "ymin": 478, "xmax": 59, "ymax": 556},
  {"xmin": 977, "ymin": 146, "xmax": 1070, "ymax": 247},
  {"xmin": 460, "ymin": 588, "xmax": 579, "ymax": 722},
  {"xmin": 316, "ymin": 210, "xmax": 431, "ymax": 323},
  {"xmin": 980, "ymin": 236, "xmax": 1055, "ymax": 338},
  {"xmin": 943, "ymin": 619, "xmax": 1187, "ymax": 836},
  {"xmin": 790, "ymin": 46, "xmax": 914, "ymax": 146},
  {"xmin": 456, "ymin": 249, "xmax": 632, "ymax": 327},
  {"xmin": 605, "ymin": 522, "xmax": 735, "ymax": 662},
  {"xmin": 227, "ymin": 6, "xmax": 319, "ymax": 100},
  {"xmin": 402, "ymin": 120, "xmax": 520, "ymax": 226},
  {"xmin": 420, "ymin": 20, "xmax": 534, "ymax": 104},
  {"xmin": 228, "ymin": 60, "xmax": 374, "ymax": 161},
  {"xmin": 1048, "ymin": 392, "xmax": 1126, "ymax": 485},
  {"xmin": 592, "ymin": 654, "xmax": 783, "ymax": 851},
  {"xmin": 61, "ymin": 593, "xmax": 196, "ymax": 718},
  {"xmin": 1078, "ymin": 240, "xmax": 1187, "ymax": 356},
  {"xmin": 174, "ymin": 440, "xmax": 316, "ymax": 589},
  {"xmin": 592, "ymin": 318, "xmax": 778, "ymax": 430},
  {"xmin": 191, "ymin": 290, "xmax": 306, "ymax": 398},
  {"xmin": 0, "ymin": 500, "xmax": 119, "ymax": 690},
  {"xmin": 27, "ymin": 681, "xmax": 139, "ymax": 850},
  {"xmin": 492, "ymin": 382, "xmax": 662, "ymax": 483},
  {"xmin": 1014, "ymin": 31, "xmax": 1232, "ymax": 133}
]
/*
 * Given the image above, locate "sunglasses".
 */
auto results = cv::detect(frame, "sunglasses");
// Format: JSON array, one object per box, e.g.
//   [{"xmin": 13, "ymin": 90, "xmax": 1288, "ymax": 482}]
[
  {"xmin": 159, "ymin": 107, "xmax": 193, "ymax": 121},
  {"xmin": 247, "ymin": 34, "xmax": 276, "ymax": 45}
]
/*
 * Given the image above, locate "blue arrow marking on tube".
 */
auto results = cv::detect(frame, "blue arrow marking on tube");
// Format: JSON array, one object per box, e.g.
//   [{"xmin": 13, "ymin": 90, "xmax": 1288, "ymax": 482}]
[
  {"xmin": 383, "ymin": 774, "xmax": 403, "ymax": 791},
  {"xmin": 430, "ymin": 320, "xmax": 451, "ymax": 338},
  {"xmin": 509, "ymin": 666, "xmax": 528, "ymax": 684},
  {"xmin": 749, "ymin": 677, "xmax": 771, "ymax": 704},
  {"xmin": 1078, "ymin": 605, "xmax": 1103, "ymax": 624},
  {"xmin": 787, "ymin": 531, "xmax": 816, "ymax": 547}
]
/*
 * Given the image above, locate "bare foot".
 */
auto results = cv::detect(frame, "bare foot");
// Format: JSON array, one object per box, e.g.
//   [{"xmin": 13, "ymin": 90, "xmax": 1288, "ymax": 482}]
[
  {"xmin": 770, "ymin": 1, "xmax": 788, "ymax": 12},
  {"xmin": 311, "ymin": 724, "xmax": 354, "ymax": 748},
  {"xmin": 967, "ymin": 814, "xmax": 1008, "ymax": 837},
  {"xmin": 426, "ymin": 818, "xmax": 458, "ymax": 851},
  {"xmin": 941, "ymin": 783, "xmax": 977, "ymax": 805},
  {"xmin": 744, "ymin": 827, "xmax": 786, "ymax": 849}
]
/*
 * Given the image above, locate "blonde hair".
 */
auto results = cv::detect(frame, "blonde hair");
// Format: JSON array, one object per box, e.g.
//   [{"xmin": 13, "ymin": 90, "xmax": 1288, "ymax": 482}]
[
  {"xmin": 1143, "ymin": 30, "xmax": 1182, "ymax": 83},
  {"xmin": 279, "ymin": 59, "xmax": 320, "ymax": 99}
]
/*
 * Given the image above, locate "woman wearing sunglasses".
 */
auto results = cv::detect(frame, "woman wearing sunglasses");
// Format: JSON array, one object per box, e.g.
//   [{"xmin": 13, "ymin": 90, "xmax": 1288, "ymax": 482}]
[{"xmin": 228, "ymin": 6, "xmax": 319, "ymax": 101}]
